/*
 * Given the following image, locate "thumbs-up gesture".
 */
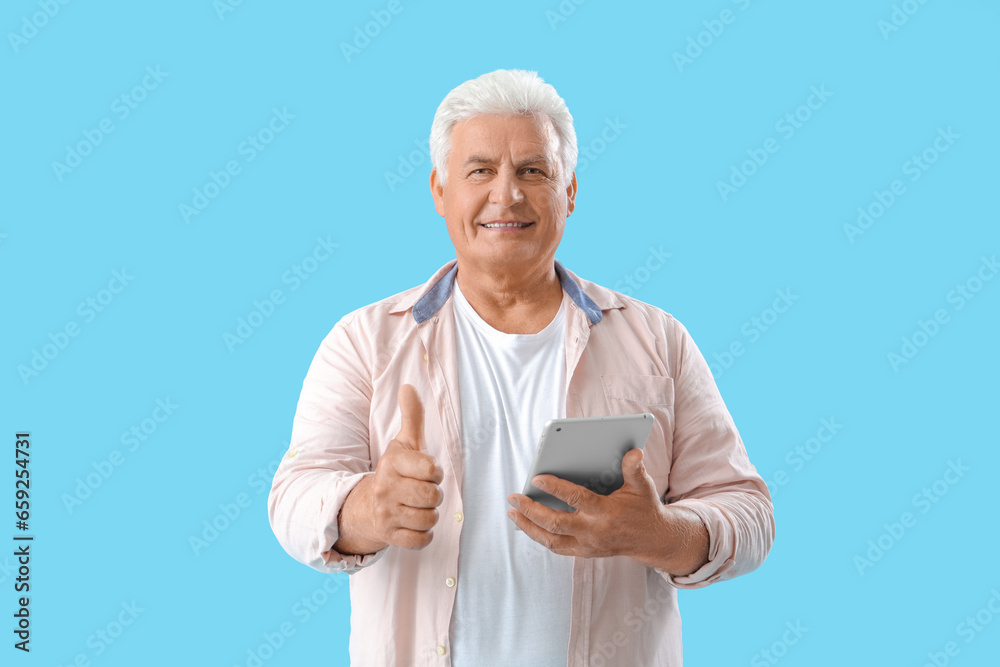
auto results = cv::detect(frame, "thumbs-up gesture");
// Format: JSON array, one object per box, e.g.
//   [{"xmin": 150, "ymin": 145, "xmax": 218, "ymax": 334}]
[{"xmin": 368, "ymin": 384, "xmax": 445, "ymax": 550}]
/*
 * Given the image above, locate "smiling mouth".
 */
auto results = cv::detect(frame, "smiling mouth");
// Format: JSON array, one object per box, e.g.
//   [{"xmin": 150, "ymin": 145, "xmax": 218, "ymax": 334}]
[{"xmin": 481, "ymin": 222, "xmax": 533, "ymax": 229}]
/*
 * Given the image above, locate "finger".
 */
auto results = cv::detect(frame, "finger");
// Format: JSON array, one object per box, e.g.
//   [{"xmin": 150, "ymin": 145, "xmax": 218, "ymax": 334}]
[
  {"xmin": 395, "ymin": 383, "xmax": 425, "ymax": 451},
  {"xmin": 393, "ymin": 475, "xmax": 444, "ymax": 509},
  {"xmin": 531, "ymin": 474, "xmax": 600, "ymax": 512},
  {"xmin": 393, "ymin": 504, "xmax": 440, "ymax": 532},
  {"xmin": 390, "ymin": 450, "xmax": 444, "ymax": 485},
  {"xmin": 510, "ymin": 493, "xmax": 577, "ymax": 536},
  {"xmin": 507, "ymin": 504, "xmax": 572, "ymax": 554},
  {"xmin": 622, "ymin": 448, "xmax": 649, "ymax": 489},
  {"xmin": 386, "ymin": 526, "xmax": 435, "ymax": 550},
  {"xmin": 507, "ymin": 507, "xmax": 545, "ymax": 544}
]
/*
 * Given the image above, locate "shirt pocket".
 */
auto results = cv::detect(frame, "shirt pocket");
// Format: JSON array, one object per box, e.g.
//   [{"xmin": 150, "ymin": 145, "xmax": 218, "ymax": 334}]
[{"xmin": 600, "ymin": 374, "xmax": 674, "ymax": 499}]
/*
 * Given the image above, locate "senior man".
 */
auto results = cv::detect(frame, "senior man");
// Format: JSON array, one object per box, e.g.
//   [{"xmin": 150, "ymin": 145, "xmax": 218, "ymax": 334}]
[{"xmin": 269, "ymin": 69, "xmax": 774, "ymax": 666}]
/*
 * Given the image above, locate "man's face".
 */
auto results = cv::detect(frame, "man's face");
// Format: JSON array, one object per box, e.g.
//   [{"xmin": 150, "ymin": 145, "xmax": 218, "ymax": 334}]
[{"xmin": 430, "ymin": 113, "xmax": 577, "ymax": 275}]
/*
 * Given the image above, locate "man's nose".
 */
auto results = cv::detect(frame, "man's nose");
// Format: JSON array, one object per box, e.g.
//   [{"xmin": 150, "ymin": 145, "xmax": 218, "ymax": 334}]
[{"xmin": 489, "ymin": 170, "xmax": 523, "ymax": 206}]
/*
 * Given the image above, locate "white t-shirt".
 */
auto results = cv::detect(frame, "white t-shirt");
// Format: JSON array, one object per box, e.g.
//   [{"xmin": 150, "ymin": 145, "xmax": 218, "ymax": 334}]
[{"xmin": 449, "ymin": 280, "xmax": 575, "ymax": 666}]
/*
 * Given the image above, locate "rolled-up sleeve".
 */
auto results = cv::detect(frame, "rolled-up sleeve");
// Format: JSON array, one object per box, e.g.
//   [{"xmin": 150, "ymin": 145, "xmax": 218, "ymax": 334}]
[
  {"xmin": 657, "ymin": 318, "xmax": 775, "ymax": 589},
  {"xmin": 268, "ymin": 315, "xmax": 390, "ymax": 574}
]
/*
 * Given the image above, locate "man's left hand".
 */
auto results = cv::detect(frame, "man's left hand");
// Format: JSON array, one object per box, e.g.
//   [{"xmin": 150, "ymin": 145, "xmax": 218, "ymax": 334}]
[{"xmin": 506, "ymin": 448, "xmax": 666, "ymax": 560}]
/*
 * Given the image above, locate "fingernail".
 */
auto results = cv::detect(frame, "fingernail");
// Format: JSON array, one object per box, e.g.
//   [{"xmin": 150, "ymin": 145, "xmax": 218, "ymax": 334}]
[
  {"xmin": 507, "ymin": 495, "xmax": 519, "ymax": 508},
  {"xmin": 507, "ymin": 509, "xmax": 517, "ymax": 520},
  {"xmin": 533, "ymin": 477, "xmax": 546, "ymax": 489}
]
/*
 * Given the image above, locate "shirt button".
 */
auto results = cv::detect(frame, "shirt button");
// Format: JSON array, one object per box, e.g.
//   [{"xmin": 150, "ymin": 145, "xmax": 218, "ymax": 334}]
[
  {"xmin": 423, "ymin": 353, "xmax": 428, "ymax": 361},
  {"xmin": 454, "ymin": 511, "xmax": 463, "ymax": 522},
  {"xmin": 437, "ymin": 645, "xmax": 447, "ymax": 655},
  {"xmin": 445, "ymin": 576, "xmax": 456, "ymax": 588}
]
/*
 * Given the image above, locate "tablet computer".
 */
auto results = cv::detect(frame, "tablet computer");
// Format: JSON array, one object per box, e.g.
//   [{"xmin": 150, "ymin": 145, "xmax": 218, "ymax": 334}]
[{"xmin": 518, "ymin": 413, "xmax": 655, "ymax": 516}]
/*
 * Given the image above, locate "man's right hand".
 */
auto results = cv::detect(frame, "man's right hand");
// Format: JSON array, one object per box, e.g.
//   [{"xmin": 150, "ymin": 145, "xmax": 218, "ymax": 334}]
[{"xmin": 365, "ymin": 383, "xmax": 444, "ymax": 550}]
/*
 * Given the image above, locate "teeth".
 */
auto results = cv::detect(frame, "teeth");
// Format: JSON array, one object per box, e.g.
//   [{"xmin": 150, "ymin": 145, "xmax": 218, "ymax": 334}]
[{"xmin": 484, "ymin": 222, "xmax": 529, "ymax": 228}]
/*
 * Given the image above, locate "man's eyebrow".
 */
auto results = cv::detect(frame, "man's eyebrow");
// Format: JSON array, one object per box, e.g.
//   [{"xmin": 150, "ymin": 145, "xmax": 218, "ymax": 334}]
[
  {"xmin": 462, "ymin": 154, "xmax": 553, "ymax": 168},
  {"xmin": 515, "ymin": 154, "xmax": 552, "ymax": 169},
  {"xmin": 463, "ymin": 155, "xmax": 494, "ymax": 167}
]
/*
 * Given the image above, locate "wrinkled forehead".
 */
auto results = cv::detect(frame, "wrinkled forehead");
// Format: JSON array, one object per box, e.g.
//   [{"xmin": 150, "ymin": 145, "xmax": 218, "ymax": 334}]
[{"xmin": 449, "ymin": 113, "xmax": 561, "ymax": 164}]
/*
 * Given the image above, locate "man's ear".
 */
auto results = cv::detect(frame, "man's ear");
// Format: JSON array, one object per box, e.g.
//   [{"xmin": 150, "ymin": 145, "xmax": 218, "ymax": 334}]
[
  {"xmin": 565, "ymin": 171, "xmax": 578, "ymax": 216},
  {"xmin": 430, "ymin": 167, "xmax": 445, "ymax": 217}
]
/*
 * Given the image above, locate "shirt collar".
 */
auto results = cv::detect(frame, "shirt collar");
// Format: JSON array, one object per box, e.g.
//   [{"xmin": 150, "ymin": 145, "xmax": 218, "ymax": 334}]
[{"xmin": 389, "ymin": 259, "xmax": 624, "ymax": 325}]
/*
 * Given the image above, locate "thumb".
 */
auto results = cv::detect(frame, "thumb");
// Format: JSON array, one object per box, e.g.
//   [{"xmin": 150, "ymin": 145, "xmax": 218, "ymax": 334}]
[
  {"xmin": 623, "ymin": 448, "xmax": 649, "ymax": 488},
  {"xmin": 395, "ymin": 384, "xmax": 425, "ymax": 451}
]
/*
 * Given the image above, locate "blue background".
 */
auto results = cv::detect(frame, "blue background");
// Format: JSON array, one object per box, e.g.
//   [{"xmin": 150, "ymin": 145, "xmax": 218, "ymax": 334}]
[{"xmin": 3, "ymin": 0, "xmax": 999, "ymax": 665}]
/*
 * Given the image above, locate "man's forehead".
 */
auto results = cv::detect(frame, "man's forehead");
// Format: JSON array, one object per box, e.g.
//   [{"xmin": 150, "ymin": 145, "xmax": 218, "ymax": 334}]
[{"xmin": 451, "ymin": 114, "xmax": 559, "ymax": 160}]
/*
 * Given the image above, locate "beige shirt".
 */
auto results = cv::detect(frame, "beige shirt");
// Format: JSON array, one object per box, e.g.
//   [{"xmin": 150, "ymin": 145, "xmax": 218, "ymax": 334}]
[{"xmin": 268, "ymin": 259, "xmax": 775, "ymax": 666}]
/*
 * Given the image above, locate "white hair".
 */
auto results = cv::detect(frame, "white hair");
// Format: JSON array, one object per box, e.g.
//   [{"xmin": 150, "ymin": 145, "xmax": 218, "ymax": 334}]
[{"xmin": 429, "ymin": 69, "xmax": 577, "ymax": 188}]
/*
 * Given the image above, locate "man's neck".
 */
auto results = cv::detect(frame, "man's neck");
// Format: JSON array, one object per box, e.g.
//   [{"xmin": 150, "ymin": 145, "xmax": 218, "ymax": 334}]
[{"xmin": 454, "ymin": 259, "xmax": 564, "ymax": 335}]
